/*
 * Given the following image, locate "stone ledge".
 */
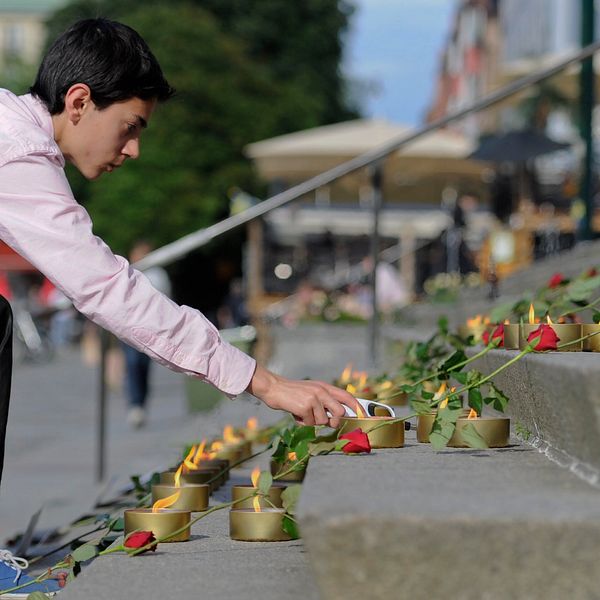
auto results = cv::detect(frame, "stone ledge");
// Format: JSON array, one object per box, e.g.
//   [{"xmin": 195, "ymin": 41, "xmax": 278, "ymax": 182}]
[
  {"xmin": 297, "ymin": 437, "xmax": 600, "ymax": 600},
  {"xmin": 469, "ymin": 348, "xmax": 600, "ymax": 477}
]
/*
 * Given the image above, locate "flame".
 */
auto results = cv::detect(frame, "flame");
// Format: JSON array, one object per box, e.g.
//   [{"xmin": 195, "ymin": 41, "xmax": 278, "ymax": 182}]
[
  {"xmin": 433, "ymin": 382, "xmax": 447, "ymax": 400},
  {"xmin": 192, "ymin": 439, "xmax": 207, "ymax": 467},
  {"xmin": 346, "ymin": 383, "xmax": 357, "ymax": 395},
  {"xmin": 211, "ymin": 441, "xmax": 223, "ymax": 452},
  {"xmin": 483, "ymin": 316, "xmax": 491, "ymax": 325},
  {"xmin": 288, "ymin": 451, "xmax": 297, "ymax": 461},
  {"xmin": 439, "ymin": 398, "xmax": 448, "ymax": 409},
  {"xmin": 251, "ymin": 467, "xmax": 262, "ymax": 512},
  {"xmin": 504, "ymin": 319, "xmax": 510, "ymax": 325},
  {"xmin": 357, "ymin": 373, "xmax": 368, "ymax": 389},
  {"xmin": 223, "ymin": 425, "xmax": 241, "ymax": 444},
  {"xmin": 251, "ymin": 466, "xmax": 261, "ymax": 488},
  {"xmin": 547, "ymin": 315, "xmax": 553, "ymax": 325},
  {"xmin": 182, "ymin": 445, "xmax": 197, "ymax": 472},
  {"xmin": 466, "ymin": 315, "xmax": 482, "ymax": 327},
  {"xmin": 340, "ymin": 363, "xmax": 353, "ymax": 383},
  {"xmin": 467, "ymin": 408, "xmax": 478, "ymax": 420},
  {"xmin": 152, "ymin": 463, "xmax": 182, "ymax": 512},
  {"xmin": 355, "ymin": 401, "xmax": 366, "ymax": 418},
  {"xmin": 246, "ymin": 417, "xmax": 258, "ymax": 431},
  {"xmin": 380, "ymin": 381, "xmax": 393, "ymax": 390},
  {"xmin": 528, "ymin": 304, "xmax": 535, "ymax": 324}
]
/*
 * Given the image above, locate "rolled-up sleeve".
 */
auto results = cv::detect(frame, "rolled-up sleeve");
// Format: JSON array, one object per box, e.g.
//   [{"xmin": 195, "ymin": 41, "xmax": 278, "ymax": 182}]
[{"xmin": 0, "ymin": 154, "xmax": 256, "ymax": 395}]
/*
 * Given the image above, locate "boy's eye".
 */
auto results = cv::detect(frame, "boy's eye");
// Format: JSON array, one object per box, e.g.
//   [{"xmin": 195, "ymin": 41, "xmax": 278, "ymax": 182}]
[{"xmin": 126, "ymin": 123, "xmax": 137, "ymax": 134}]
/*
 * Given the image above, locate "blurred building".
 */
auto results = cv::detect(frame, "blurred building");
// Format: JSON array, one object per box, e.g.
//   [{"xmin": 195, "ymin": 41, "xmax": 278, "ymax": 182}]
[
  {"xmin": 0, "ymin": 0, "xmax": 65, "ymax": 69},
  {"xmin": 245, "ymin": 119, "xmax": 492, "ymax": 298}
]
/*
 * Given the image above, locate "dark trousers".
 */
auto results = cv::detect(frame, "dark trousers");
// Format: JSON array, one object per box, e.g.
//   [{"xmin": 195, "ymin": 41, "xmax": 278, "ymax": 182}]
[
  {"xmin": 0, "ymin": 296, "xmax": 13, "ymax": 484},
  {"xmin": 123, "ymin": 344, "xmax": 151, "ymax": 408}
]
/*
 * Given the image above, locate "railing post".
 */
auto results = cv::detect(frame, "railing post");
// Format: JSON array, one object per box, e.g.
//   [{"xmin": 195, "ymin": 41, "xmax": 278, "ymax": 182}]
[
  {"xmin": 369, "ymin": 163, "xmax": 383, "ymax": 365},
  {"xmin": 96, "ymin": 328, "xmax": 109, "ymax": 482},
  {"xmin": 580, "ymin": 0, "xmax": 595, "ymax": 240}
]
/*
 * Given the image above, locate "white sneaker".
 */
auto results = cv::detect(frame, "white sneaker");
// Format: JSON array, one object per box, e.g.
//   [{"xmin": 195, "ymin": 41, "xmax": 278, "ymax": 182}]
[{"xmin": 127, "ymin": 407, "xmax": 146, "ymax": 429}]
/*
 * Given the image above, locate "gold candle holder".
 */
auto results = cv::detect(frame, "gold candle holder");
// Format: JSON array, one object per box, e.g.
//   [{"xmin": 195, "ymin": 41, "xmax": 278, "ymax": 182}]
[
  {"xmin": 151, "ymin": 484, "xmax": 209, "ymax": 512},
  {"xmin": 503, "ymin": 324, "xmax": 519, "ymax": 349},
  {"xmin": 160, "ymin": 469, "xmax": 219, "ymax": 492},
  {"xmin": 231, "ymin": 483, "xmax": 286, "ymax": 509},
  {"xmin": 270, "ymin": 459, "xmax": 306, "ymax": 482},
  {"xmin": 519, "ymin": 323, "xmax": 582, "ymax": 351},
  {"xmin": 417, "ymin": 410, "xmax": 470, "ymax": 443},
  {"xmin": 338, "ymin": 416, "xmax": 404, "ymax": 448},
  {"xmin": 215, "ymin": 445, "xmax": 242, "ymax": 463},
  {"xmin": 448, "ymin": 416, "xmax": 510, "ymax": 448},
  {"xmin": 124, "ymin": 508, "xmax": 190, "ymax": 542},
  {"xmin": 229, "ymin": 508, "xmax": 291, "ymax": 542},
  {"xmin": 238, "ymin": 440, "xmax": 253, "ymax": 461},
  {"xmin": 582, "ymin": 324, "xmax": 600, "ymax": 351}
]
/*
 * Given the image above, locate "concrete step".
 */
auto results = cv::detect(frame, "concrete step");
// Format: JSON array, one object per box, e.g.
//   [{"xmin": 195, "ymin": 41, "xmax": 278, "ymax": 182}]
[
  {"xmin": 298, "ymin": 428, "xmax": 600, "ymax": 600},
  {"xmin": 469, "ymin": 348, "xmax": 600, "ymax": 483}
]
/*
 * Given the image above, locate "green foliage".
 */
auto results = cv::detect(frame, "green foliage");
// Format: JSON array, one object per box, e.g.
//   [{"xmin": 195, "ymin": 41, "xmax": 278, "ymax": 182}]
[
  {"xmin": 459, "ymin": 423, "xmax": 489, "ymax": 449},
  {"xmin": 257, "ymin": 471, "xmax": 273, "ymax": 495},
  {"xmin": 43, "ymin": 0, "xmax": 359, "ymax": 254},
  {"xmin": 26, "ymin": 593, "xmax": 51, "ymax": 600},
  {"xmin": 282, "ymin": 514, "xmax": 300, "ymax": 539},
  {"xmin": 281, "ymin": 484, "xmax": 302, "ymax": 515},
  {"xmin": 71, "ymin": 543, "xmax": 99, "ymax": 563}
]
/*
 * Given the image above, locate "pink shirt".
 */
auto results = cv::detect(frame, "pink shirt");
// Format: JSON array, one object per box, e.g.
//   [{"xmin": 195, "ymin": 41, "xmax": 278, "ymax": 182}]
[{"xmin": 0, "ymin": 89, "xmax": 256, "ymax": 395}]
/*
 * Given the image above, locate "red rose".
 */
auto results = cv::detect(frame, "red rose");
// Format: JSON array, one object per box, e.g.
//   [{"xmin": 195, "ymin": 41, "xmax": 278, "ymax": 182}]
[
  {"xmin": 548, "ymin": 273, "xmax": 565, "ymax": 288},
  {"xmin": 482, "ymin": 324, "xmax": 504, "ymax": 347},
  {"xmin": 124, "ymin": 531, "xmax": 157, "ymax": 553},
  {"xmin": 587, "ymin": 268, "xmax": 598, "ymax": 278},
  {"xmin": 526, "ymin": 323, "xmax": 560, "ymax": 351},
  {"xmin": 340, "ymin": 428, "xmax": 371, "ymax": 454}
]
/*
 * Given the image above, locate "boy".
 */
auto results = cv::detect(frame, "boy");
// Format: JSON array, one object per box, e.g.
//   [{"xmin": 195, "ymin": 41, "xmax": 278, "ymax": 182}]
[{"xmin": 0, "ymin": 18, "xmax": 354, "ymax": 594}]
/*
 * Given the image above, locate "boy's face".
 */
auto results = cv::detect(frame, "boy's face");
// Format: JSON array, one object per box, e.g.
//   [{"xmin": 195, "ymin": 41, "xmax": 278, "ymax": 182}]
[{"xmin": 59, "ymin": 92, "xmax": 157, "ymax": 180}]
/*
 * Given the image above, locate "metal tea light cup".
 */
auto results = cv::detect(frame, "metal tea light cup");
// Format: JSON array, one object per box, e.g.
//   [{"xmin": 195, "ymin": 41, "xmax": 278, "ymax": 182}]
[
  {"xmin": 448, "ymin": 416, "xmax": 510, "ymax": 448},
  {"xmin": 582, "ymin": 324, "xmax": 600, "ymax": 351},
  {"xmin": 231, "ymin": 483, "xmax": 287, "ymax": 509},
  {"xmin": 270, "ymin": 460, "xmax": 305, "ymax": 482},
  {"xmin": 124, "ymin": 508, "xmax": 191, "ymax": 542},
  {"xmin": 519, "ymin": 323, "xmax": 582, "ymax": 351},
  {"xmin": 503, "ymin": 324, "xmax": 519, "ymax": 349},
  {"xmin": 229, "ymin": 508, "xmax": 291, "ymax": 542},
  {"xmin": 416, "ymin": 409, "xmax": 471, "ymax": 443},
  {"xmin": 152, "ymin": 483, "xmax": 209, "ymax": 512},
  {"xmin": 160, "ymin": 469, "xmax": 220, "ymax": 492}
]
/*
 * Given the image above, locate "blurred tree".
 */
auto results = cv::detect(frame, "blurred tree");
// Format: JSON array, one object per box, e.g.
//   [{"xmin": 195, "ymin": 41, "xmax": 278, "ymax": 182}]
[{"xmin": 42, "ymin": 0, "xmax": 359, "ymax": 255}]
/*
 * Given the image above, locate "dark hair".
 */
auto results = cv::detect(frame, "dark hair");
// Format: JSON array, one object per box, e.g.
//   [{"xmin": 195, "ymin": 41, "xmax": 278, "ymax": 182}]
[{"xmin": 31, "ymin": 18, "xmax": 174, "ymax": 114}]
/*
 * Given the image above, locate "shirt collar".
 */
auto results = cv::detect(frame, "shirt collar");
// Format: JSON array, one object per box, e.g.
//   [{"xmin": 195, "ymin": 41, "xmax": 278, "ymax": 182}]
[{"xmin": 20, "ymin": 93, "xmax": 64, "ymax": 166}]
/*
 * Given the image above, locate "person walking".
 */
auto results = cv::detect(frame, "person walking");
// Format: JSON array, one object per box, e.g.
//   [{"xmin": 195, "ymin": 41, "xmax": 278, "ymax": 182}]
[{"xmin": 123, "ymin": 241, "xmax": 172, "ymax": 428}]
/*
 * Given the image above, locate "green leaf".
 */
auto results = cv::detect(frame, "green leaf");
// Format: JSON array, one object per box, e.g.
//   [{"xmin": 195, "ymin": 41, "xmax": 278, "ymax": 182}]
[
  {"xmin": 437, "ymin": 316, "xmax": 449, "ymax": 334},
  {"xmin": 459, "ymin": 423, "xmax": 489, "ymax": 449},
  {"xmin": 26, "ymin": 592, "xmax": 51, "ymax": 600},
  {"xmin": 335, "ymin": 439, "xmax": 350, "ymax": 451},
  {"xmin": 271, "ymin": 439, "xmax": 287, "ymax": 463},
  {"xmin": 439, "ymin": 350, "xmax": 467, "ymax": 374},
  {"xmin": 308, "ymin": 441, "xmax": 337, "ymax": 456},
  {"xmin": 466, "ymin": 370, "xmax": 483, "ymax": 386},
  {"xmin": 593, "ymin": 311, "xmax": 600, "ymax": 324},
  {"xmin": 453, "ymin": 371, "xmax": 468, "ymax": 385},
  {"xmin": 257, "ymin": 471, "xmax": 273, "ymax": 495},
  {"xmin": 108, "ymin": 517, "xmax": 124, "ymax": 532},
  {"xmin": 294, "ymin": 439, "xmax": 310, "ymax": 461},
  {"xmin": 130, "ymin": 475, "xmax": 145, "ymax": 493},
  {"xmin": 488, "ymin": 383, "xmax": 509, "ymax": 412},
  {"xmin": 567, "ymin": 275, "xmax": 600, "ymax": 302},
  {"xmin": 290, "ymin": 426, "xmax": 317, "ymax": 447},
  {"xmin": 429, "ymin": 414, "xmax": 457, "ymax": 450},
  {"xmin": 282, "ymin": 514, "xmax": 300, "ymax": 539},
  {"xmin": 421, "ymin": 390, "xmax": 434, "ymax": 400},
  {"xmin": 410, "ymin": 397, "xmax": 433, "ymax": 415},
  {"xmin": 281, "ymin": 484, "xmax": 302, "ymax": 515},
  {"xmin": 71, "ymin": 543, "xmax": 99, "ymax": 563},
  {"xmin": 468, "ymin": 388, "xmax": 483, "ymax": 415}
]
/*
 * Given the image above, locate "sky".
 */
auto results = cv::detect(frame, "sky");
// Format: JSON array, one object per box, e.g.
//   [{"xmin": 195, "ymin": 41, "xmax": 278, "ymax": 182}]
[{"xmin": 346, "ymin": 0, "xmax": 456, "ymax": 126}]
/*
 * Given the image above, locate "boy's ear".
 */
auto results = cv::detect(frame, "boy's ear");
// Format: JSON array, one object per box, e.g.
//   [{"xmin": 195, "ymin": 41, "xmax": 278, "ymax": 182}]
[{"xmin": 63, "ymin": 83, "xmax": 93, "ymax": 124}]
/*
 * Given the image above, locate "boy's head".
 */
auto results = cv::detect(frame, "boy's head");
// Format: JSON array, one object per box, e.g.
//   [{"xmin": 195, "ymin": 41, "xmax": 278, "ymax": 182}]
[
  {"xmin": 31, "ymin": 18, "xmax": 174, "ymax": 180},
  {"xmin": 31, "ymin": 18, "xmax": 173, "ymax": 114}
]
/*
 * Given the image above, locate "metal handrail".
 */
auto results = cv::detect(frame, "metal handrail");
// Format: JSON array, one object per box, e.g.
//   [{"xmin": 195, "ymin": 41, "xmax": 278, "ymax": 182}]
[{"xmin": 135, "ymin": 39, "xmax": 600, "ymax": 272}]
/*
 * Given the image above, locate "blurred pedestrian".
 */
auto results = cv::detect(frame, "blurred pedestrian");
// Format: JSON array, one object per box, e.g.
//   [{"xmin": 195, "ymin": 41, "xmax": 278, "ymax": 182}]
[{"xmin": 122, "ymin": 241, "xmax": 172, "ymax": 428}]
